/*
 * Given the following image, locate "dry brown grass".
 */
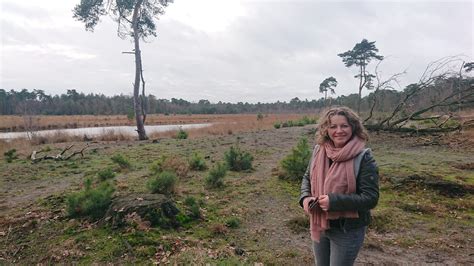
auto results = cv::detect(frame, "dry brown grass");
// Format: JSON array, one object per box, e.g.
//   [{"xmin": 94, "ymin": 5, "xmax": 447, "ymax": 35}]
[
  {"xmin": 0, "ymin": 138, "xmax": 33, "ymax": 160},
  {"xmin": 0, "ymin": 115, "xmax": 133, "ymax": 132},
  {"xmin": 95, "ymin": 129, "xmax": 134, "ymax": 142},
  {"xmin": 0, "ymin": 113, "xmax": 314, "ymax": 159},
  {"xmin": 0, "ymin": 113, "xmax": 308, "ymax": 132},
  {"xmin": 149, "ymin": 113, "xmax": 310, "ymax": 139}
]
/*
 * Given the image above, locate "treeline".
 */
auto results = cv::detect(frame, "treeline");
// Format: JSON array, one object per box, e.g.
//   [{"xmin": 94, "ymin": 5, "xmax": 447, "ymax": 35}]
[{"xmin": 0, "ymin": 76, "xmax": 472, "ymax": 116}]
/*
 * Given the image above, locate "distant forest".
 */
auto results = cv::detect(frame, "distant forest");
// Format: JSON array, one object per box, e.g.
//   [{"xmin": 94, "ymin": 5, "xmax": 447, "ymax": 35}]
[{"xmin": 1, "ymin": 76, "xmax": 472, "ymax": 116}]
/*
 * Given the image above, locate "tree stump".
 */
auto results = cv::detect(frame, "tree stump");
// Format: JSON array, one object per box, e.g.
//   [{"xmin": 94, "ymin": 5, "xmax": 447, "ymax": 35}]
[{"xmin": 104, "ymin": 193, "xmax": 180, "ymax": 229}]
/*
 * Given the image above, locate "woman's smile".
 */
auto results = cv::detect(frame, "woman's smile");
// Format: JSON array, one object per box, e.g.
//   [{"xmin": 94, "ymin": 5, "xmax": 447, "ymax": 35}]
[{"xmin": 327, "ymin": 115, "xmax": 353, "ymax": 148}]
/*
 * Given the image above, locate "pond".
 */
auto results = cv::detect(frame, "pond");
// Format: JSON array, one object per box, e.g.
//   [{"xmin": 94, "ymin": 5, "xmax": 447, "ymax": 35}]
[{"xmin": 0, "ymin": 123, "xmax": 212, "ymax": 139}]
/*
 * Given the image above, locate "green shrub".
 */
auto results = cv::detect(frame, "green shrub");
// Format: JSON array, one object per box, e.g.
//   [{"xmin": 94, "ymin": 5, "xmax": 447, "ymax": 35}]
[
  {"xmin": 4, "ymin": 149, "xmax": 18, "ymax": 163},
  {"xmin": 111, "ymin": 153, "xmax": 131, "ymax": 169},
  {"xmin": 279, "ymin": 138, "xmax": 311, "ymax": 181},
  {"xmin": 188, "ymin": 152, "xmax": 207, "ymax": 171},
  {"xmin": 150, "ymin": 156, "xmax": 167, "ymax": 174},
  {"xmin": 225, "ymin": 217, "xmax": 241, "ymax": 228},
  {"xmin": 147, "ymin": 171, "xmax": 177, "ymax": 195},
  {"xmin": 295, "ymin": 120, "xmax": 305, "ymax": 127},
  {"xmin": 184, "ymin": 196, "xmax": 201, "ymax": 220},
  {"xmin": 97, "ymin": 167, "xmax": 116, "ymax": 181},
  {"xmin": 175, "ymin": 128, "xmax": 188, "ymax": 139},
  {"xmin": 205, "ymin": 162, "xmax": 227, "ymax": 188},
  {"xmin": 300, "ymin": 116, "xmax": 317, "ymax": 125},
  {"xmin": 66, "ymin": 179, "xmax": 115, "ymax": 220},
  {"xmin": 257, "ymin": 113, "xmax": 264, "ymax": 120},
  {"xmin": 224, "ymin": 146, "xmax": 253, "ymax": 171},
  {"xmin": 276, "ymin": 117, "xmax": 317, "ymax": 129}
]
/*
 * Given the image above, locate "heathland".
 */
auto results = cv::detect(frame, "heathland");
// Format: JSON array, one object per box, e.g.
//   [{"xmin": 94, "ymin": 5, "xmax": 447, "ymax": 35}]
[{"xmin": 0, "ymin": 113, "xmax": 473, "ymax": 264}]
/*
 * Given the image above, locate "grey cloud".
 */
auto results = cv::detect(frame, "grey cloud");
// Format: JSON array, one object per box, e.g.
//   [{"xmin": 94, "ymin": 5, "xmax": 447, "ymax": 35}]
[{"xmin": 1, "ymin": 1, "xmax": 472, "ymax": 103}]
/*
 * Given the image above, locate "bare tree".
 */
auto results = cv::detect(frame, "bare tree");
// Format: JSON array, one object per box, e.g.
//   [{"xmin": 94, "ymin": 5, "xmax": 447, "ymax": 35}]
[
  {"xmin": 364, "ymin": 59, "xmax": 406, "ymax": 123},
  {"xmin": 73, "ymin": 0, "xmax": 173, "ymax": 140}
]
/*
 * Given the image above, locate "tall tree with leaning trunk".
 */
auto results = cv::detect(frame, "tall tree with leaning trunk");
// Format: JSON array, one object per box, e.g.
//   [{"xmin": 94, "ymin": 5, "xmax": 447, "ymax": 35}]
[
  {"xmin": 338, "ymin": 39, "xmax": 383, "ymax": 114},
  {"xmin": 73, "ymin": 0, "xmax": 173, "ymax": 140}
]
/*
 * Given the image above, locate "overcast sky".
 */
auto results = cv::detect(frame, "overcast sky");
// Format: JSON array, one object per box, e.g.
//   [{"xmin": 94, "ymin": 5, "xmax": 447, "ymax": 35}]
[{"xmin": 0, "ymin": 0, "xmax": 472, "ymax": 103}]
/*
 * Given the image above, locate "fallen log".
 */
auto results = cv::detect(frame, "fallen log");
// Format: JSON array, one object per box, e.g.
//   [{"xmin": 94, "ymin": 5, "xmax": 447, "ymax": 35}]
[
  {"xmin": 31, "ymin": 144, "xmax": 89, "ymax": 163},
  {"xmin": 364, "ymin": 124, "xmax": 461, "ymax": 134}
]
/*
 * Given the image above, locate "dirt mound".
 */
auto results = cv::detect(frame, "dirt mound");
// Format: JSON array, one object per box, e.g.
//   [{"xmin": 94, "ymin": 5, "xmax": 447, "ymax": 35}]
[{"xmin": 388, "ymin": 174, "xmax": 474, "ymax": 197}]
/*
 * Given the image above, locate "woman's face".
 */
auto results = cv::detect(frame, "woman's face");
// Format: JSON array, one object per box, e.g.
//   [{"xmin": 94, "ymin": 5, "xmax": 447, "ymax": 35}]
[{"xmin": 327, "ymin": 114, "xmax": 353, "ymax": 148}]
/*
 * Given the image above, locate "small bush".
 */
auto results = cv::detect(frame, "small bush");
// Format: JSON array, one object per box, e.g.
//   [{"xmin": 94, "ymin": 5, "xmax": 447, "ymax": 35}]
[
  {"xmin": 257, "ymin": 113, "xmax": 264, "ymax": 120},
  {"xmin": 97, "ymin": 167, "xmax": 116, "ymax": 181},
  {"xmin": 150, "ymin": 155, "xmax": 189, "ymax": 178},
  {"xmin": 225, "ymin": 217, "xmax": 241, "ymax": 228},
  {"xmin": 301, "ymin": 116, "xmax": 317, "ymax": 125},
  {"xmin": 205, "ymin": 162, "xmax": 227, "ymax": 188},
  {"xmin": 295, "ymin": 120, "xmax": 305, "ymax": 127},
  {"xmin": 4, "ymin": 149, "xmax": 18, "ymax": 163},
  {"xmin": 184, "ymin": 196, "xmax": 201, "ymax": 220},
  {"xmin": 147, "ymin": 171, "xmax": 177, "ymax": 195},
  {"xmin": 188, "ymin": 152, "xmax": 207, "ymax": 171},
  {"xmin": 224, "ymin": 146, "xmax": 253, "ymax": 171},
  {"xmin": 111, "ymin": 153, "xmax": 131, "ymax": 169},
  {"xmin": 279, "ymin": 138, "xmax": 311, "ymax": 181},
  {"xmin": 150, "ymin": 156, "xmax": 166, "ymax": 174},
  {"xmin": 175, "ymin": 128, "xmax": 188, "ymax": 139},
  {"xmin": 276, "ymin": 117, "xmax": 317, "ymax": 129},
  {"xmin": 66, "ymin": 179, "xmax": 115, "ymax": 220}
]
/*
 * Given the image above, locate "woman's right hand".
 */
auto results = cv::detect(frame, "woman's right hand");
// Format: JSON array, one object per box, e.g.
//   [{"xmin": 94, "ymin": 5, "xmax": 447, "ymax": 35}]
[{"xmin": 303, "ymin": 196, "xmax": 316, "ymax": 215}]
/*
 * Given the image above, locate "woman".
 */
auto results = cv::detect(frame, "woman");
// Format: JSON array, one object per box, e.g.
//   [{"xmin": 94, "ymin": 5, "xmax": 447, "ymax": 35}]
[{"xmin": 299, "ymin": 106, "xmax": 379, "ymax": 266}]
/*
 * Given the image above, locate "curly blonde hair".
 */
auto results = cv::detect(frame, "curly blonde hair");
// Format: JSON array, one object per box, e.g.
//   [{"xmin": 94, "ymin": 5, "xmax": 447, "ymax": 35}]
[{"xmin": 316, "ymin": 106, "xmax": 369, "ymax": 145}]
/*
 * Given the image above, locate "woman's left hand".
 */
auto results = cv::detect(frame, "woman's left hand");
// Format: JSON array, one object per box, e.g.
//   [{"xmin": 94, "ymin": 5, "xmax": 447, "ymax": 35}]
[{"xmin": 319, "ymin": 195, "xmax": 330, "ymax": 212}]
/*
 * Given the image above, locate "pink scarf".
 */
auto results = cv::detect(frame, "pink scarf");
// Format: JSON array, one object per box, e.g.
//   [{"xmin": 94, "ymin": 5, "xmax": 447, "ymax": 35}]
[{"xmin": 309, "ymin": 137, "xmax": 365, "ymax": 242}]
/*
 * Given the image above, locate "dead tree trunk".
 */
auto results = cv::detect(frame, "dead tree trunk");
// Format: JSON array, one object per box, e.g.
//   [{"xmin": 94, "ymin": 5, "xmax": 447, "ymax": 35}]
[
  {"xmin": 364, "ymin": 56, "xmax": 474, "ymax": 133},
  {"xmin": 31, "ymin": 144, "xmax": 89, "ymax": 163}
]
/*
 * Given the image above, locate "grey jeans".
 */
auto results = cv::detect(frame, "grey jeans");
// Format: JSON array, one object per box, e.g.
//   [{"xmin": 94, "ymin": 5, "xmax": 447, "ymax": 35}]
[{"xmin": 312, "ymin": 226, "xmax": 366, "ymax": 266}]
